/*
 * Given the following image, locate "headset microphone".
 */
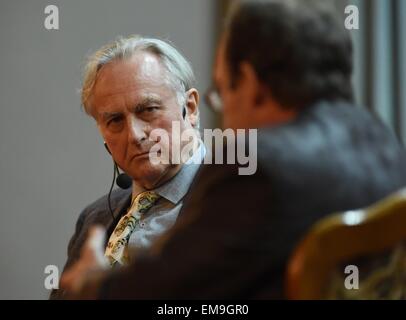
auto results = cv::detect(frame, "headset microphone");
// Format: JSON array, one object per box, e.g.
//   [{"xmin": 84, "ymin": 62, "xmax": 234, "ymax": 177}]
[{"xmin": 115, "ymin": 169, "xmax": 132, "ymax": 189}]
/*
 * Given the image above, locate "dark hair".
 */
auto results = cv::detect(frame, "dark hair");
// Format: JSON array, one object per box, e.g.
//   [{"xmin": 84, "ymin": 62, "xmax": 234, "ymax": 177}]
[{"xmin": 225, "ymin": 0, "xmax": 354, "ymax": 109}]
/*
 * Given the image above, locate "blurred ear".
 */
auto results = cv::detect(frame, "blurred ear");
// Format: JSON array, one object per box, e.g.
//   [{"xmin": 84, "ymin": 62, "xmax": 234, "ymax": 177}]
[
  {"xmin": 184, "ymin": 88, "xmax": 200, "ymax": 128},
  {"xmin": 239, "ymin": 62, "xmax": 269, "ymax": 108}
]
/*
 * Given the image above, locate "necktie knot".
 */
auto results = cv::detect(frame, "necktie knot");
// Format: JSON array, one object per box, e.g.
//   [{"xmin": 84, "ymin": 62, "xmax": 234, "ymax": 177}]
[{"xmin": 133, "ymin": 191, "xmax": 161, "ymax": 213}]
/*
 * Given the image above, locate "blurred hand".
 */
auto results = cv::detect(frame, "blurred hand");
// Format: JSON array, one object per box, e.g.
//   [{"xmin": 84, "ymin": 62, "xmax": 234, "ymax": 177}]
[{"xmin": 60, "ymin": 226, "xmax": 109, "ymax": 297}]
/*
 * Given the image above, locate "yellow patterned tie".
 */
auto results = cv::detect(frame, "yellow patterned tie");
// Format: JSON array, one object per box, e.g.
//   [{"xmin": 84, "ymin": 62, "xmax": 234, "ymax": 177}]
[{"xmin": 104, "ymin": 191, "xmax": 161, "ymax": 266}]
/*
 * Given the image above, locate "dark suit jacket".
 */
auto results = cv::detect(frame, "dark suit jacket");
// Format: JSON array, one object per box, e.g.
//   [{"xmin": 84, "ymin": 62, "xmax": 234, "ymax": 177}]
[
  {"xmin": 50, "ymin": 188, "xmax": 132, "ymax": 299},
  {"xmin": 92, "ymin": 101, "xmax": 406, "ymax": 299}
]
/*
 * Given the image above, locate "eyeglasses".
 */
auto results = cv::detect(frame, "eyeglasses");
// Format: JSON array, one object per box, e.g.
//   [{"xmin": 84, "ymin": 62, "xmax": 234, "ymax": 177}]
[{"xmin": 204, "ymin": 87, "xmax": 223, "ymax": 113}]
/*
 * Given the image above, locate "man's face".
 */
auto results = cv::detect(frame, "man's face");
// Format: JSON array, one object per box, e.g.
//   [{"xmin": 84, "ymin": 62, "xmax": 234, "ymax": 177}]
[
  {"xmin": 90, "ymin": 51, "xmax": 196, "ymax": 189},
  {"xmin": 214, "ymin": 39, "xmax": 253, "ymax": 130}
]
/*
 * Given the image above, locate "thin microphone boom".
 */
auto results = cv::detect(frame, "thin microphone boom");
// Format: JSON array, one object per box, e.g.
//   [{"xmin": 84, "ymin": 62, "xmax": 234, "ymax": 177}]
[
  {"xmin": 107, "ymin": 162, "xmax": 118, "ymax": 220},
  {"xmin": 104, "ymin": 141, "xmax": 132, "ymax": 218}
]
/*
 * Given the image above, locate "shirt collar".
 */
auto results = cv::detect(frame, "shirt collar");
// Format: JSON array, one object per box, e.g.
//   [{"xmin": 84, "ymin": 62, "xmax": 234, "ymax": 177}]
[{"xmin": 132, "ymin": 144, "xmax": 205, "ymax": 205}]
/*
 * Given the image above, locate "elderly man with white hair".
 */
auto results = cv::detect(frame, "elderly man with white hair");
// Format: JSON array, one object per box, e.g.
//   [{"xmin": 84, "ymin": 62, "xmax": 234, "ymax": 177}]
[{"xmin": 50, "ymin": 35, "xmax": 203, "ymax": 299}]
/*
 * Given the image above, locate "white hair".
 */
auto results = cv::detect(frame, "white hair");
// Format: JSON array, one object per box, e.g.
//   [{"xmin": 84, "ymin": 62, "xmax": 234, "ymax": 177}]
[{"xmin": 81, "ymin": 35, "xmax": 197, "ymax": 119}]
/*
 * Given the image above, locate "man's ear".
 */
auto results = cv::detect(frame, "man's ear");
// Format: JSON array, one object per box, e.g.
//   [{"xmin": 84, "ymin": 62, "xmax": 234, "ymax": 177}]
[
  {"xmin": 184, "ymin": 88, "xmax": 200, "ymax": 128},
  {"xmin": 239, "ymin": 62, "xmax": 268, "ymax": 107}
]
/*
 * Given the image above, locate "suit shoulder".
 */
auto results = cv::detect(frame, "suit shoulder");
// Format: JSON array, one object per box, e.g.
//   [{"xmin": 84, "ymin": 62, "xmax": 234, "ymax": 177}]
[{"xmin": 78, "ymin": 188, "xmax": 131, "ymax": 222}]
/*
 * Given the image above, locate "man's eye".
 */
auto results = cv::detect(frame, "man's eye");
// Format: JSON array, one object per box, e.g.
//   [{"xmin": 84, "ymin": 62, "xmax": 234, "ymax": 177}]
[
  {"xmin": 142, "ymin": 106, "xmax": 160, "ymax": 113},
  {"xmin": 107, "ymin": 117, "xmax": 123, "ymax": 126}
]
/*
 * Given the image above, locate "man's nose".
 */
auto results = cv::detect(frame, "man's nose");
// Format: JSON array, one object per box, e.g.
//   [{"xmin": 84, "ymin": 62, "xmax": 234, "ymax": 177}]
[{"xmin": 128, "ymin": 117, "xmax": 147, "ymax": 144}]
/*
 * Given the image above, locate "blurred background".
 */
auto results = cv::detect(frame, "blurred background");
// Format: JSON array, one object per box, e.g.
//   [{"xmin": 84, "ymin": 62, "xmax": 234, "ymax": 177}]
[{"xmin": 0, "ymin": 0, "xmax": 404, "ymax": 299}]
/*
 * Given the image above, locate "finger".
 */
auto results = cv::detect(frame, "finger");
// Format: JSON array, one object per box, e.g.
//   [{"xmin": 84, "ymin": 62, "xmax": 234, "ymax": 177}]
[
  {"xmin": 85, "ymin": 225, "xmax": 109, "ymax": 267},
  {"xmin": 87, "ymin": 225, "xmax": 106, "ymax": 251}
]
